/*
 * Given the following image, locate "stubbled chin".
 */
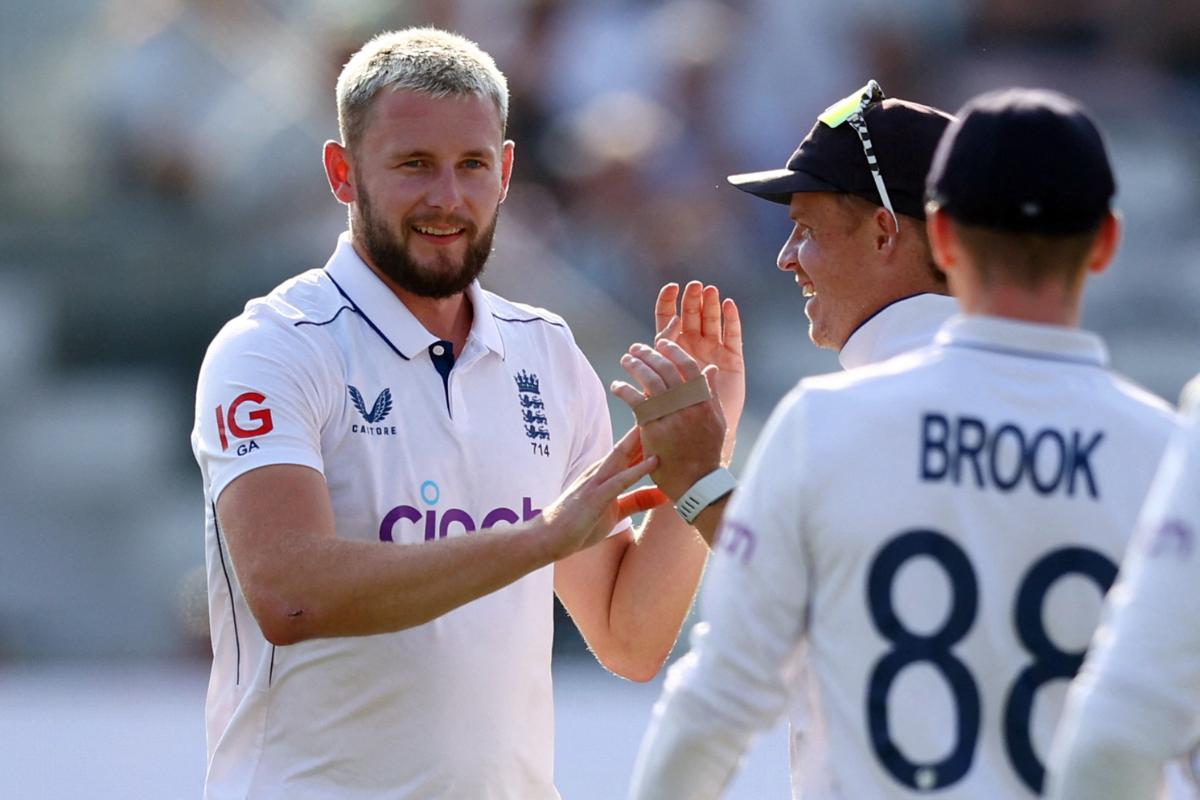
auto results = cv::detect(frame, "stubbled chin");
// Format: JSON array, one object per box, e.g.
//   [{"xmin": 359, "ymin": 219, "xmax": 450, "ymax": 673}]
[
  {"xmin": 803, "ymin": 294, "xmax": 817, "ymax": 321},
  {"xmin": 411, "ymin": 239, "xmax": 464, "ymax": 263},
  {"xmin": 804, "ymin": 298, "xmax": 833, "ymax": 348}
]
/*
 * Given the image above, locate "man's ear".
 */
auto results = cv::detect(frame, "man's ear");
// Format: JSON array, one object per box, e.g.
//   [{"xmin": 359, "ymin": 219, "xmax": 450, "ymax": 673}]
[
  {"xmin": 323, "ymin": 141, "xmax": 356, "ymax": 204},
  {"xmin": 926, "ymin": 208, "xmax": 959, "ymax": 275},
  {"xmin": 871, "ymin": 206, "xmax": 900, "ymax": 255},
  {"xmin": 1085, "ymin": 212, "xmax": 1121, "ymax": 275},
  {"xmin": 498, "ymin": 140, "xmax": 515, "ymax": 203}
]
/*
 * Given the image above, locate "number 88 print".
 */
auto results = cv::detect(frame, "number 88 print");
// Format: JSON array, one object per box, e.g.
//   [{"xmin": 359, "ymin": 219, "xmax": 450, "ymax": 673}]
[{"xmin": 865, "ymin": 529, "xmax": 1116, "ymax": 794}]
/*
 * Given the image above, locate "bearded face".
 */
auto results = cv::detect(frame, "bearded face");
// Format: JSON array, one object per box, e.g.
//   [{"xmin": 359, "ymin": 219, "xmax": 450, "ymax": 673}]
[{"xmin": 354, "ymin": 171, "xmax": 500, "ymax": 299}]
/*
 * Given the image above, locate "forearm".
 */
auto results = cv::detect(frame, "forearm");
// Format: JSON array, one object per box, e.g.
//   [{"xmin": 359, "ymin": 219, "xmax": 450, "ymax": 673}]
[
  {"xmin": 247, "ymin": 526, "xmax": 553, "ymax": 644},
  {"xmin": 605, "ymin": 506, "xmax": 710, "ymax": 676},
  {"xmin": 227, "ymin": 432, "xmax": 661, "ymax": 646}
]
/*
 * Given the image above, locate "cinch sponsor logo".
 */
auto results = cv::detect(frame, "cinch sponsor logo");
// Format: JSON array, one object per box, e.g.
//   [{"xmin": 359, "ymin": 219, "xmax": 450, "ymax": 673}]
[
  {"xmin": 349, "ymin": 385, "xmax": 397, "ymax": 436},
  {"xmin": 215, "ymin": 392, "xmax": 274, "ymax": 454},
  {"xmin": 379, "ymin": 480, "xmax": 541, "ymax": 542}
]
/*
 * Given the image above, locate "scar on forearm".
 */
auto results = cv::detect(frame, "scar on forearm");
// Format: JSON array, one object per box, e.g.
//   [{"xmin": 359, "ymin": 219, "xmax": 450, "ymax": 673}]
[{"xmin": 287, "ymin": 609, "xmax": 303, "ymax": 617}]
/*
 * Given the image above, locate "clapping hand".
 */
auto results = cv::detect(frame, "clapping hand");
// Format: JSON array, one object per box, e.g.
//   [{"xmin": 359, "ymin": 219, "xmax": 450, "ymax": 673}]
[
  {"xmin": 539, "ymin": 427, "xmax": 668, "ymax": 560},
  {"xmin": 611, "ymin": 339, "xmax": 726, "ymax": 502},
  {"xmin": 654, "ymin": 282, "xmax": 743, "ymax": 464}
]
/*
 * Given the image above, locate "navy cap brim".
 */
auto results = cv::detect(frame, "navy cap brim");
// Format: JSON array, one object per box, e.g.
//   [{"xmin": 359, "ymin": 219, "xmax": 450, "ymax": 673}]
[{"xmin": 726, "ymin": 168, "xmax": 845, "ymax": 205}]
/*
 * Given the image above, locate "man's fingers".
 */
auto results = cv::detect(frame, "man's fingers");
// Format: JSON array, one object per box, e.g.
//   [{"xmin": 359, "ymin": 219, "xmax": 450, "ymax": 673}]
[
  {"xmin": 702, "ymin": 364, "xmax": 721, "ymax": 397},
  {"xmin": 624, "ymin": 343, "xmax": 681, "ymax": 388},
  {"xmin": 602, "ymin": 454, "xmax": 659, "ymax": 499},
  {"xmin": 625, "ymin": 429, "xmax": 645, "ymax": 465},
  {"xmin": 610, "ymin": 380, "xmax": 645, "ymax": 409},
  {"xmin": 628, "ymin": 343, "xmax": 684, "ymax": 388},
  {"xmin": 722, "ymin": 298, "xmax": 743, "ymax": 354},
  {"xmin": 680, "ymin": 281, "xmax": 703, "ymax": 335},
  {"xmin": 655, "ymin": 315, "xmax": 681, "ymax": 343},
  {"xmin": 611, "ymin": 425, "xmax": 643, "ymax": 459},
  {"xmin": 616, "ymin": 486, "xmax": 669, "ymax": 517},
  {"xmin": 653, "ymin": 337, "xmax": 703, "ymax": 381},
  {"xmin": 591, "ymin": 426, "xmax": 644, "ymax": 478},
  {"xmin": 701, "ymin": 364, "xmax": 726, "ymax": 418},
  {"xmin": 620, "ymin": 352, "xmax": 669, "ymax": 395},
  {"xmin": 701, "ymin": 285, "xmax": 721, "ymax": 339},
  {"xmin": 655, "ymin": 284, "xmax": 680, "ymax": 336}
]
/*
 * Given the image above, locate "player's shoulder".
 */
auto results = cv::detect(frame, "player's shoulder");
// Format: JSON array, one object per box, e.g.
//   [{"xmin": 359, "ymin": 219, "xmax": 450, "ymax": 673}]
[
  {"xmin": 1181, "ymin": 372, "xmax": 1200, "ymax": 414},
  {"xmin": 796, "ymin": 347, "xmax": 943, "ymax": 405},
  {"xmin": 203, "ymin": 269, "xmax": 342, "ymax": 368},
  {"xmin": 1099, "ymin": 370, "xmax": 1180, "ymax": 433},
  {"xmin": 762, "ymin": 350, "xmax": 941, "ymax": 442},
  {"xmin": 479, "ymin": 289, "xmax": 583, "ymax": 362},
  {"xmin": 246, "ymin": 267, "xmax": 348, "ymax": 327},
  {"xmin": 481, "ymin": 290, "xmax": 571, "ymax": 333}
]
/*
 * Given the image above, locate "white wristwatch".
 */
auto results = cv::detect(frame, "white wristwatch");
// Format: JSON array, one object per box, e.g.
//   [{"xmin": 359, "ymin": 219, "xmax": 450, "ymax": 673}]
[{"xmin": 674, "ymin": 467, "xmax": 738, "ymax": 524}]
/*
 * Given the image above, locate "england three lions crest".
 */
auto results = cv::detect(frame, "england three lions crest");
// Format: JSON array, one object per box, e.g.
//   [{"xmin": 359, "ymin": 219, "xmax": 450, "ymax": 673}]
[{"xmin": 515, "ymin": 370, "xmax": 551, "ymax": 457}]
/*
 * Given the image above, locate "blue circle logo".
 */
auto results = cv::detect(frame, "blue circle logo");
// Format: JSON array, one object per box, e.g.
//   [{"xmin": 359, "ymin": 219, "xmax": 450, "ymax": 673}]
[{"xmin": 420, "ymin": 480, "xmax": 440, "ymax": 506}]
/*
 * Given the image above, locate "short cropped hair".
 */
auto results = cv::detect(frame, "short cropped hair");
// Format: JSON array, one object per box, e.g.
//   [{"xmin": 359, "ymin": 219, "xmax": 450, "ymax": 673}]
[
  {"xmin": 336, "ymin": 27, "xmax": 509, "ymax": 148},
  {"xmin": 953, "ymin": 223, "xmax": 1101, "ymax": 290}
]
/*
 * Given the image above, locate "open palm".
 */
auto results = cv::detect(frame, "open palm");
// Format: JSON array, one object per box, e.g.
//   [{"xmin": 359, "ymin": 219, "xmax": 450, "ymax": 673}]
[{"xmin": 654, "ymin": 281, "xmax": 744, "ymax": 463}]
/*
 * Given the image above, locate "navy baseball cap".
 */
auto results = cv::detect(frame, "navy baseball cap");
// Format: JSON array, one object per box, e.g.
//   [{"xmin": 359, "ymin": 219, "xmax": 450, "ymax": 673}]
[
  {"xmin": 925, "ymin": 88, "xmax": 1116, "ymax": 234},
  {"xmin": 727, "ymin": 85, "xmax": 954, "ymax": 220}
]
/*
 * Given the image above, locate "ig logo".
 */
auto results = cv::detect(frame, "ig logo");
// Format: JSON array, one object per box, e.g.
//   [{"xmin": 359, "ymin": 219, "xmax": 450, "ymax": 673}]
[
  {"xmin": 379, "ymin": 480, "xmax": 541, "ymax": 542},
  {"xmin": 215, "ymin": 391, "xmax": 274, "ymax": 455}
]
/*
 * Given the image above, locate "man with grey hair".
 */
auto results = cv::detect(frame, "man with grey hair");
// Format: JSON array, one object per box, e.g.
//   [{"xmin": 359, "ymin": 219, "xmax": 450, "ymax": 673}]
[{"xmin": 191, "ymin": 28, "xmax": 722, "ymax": 799}]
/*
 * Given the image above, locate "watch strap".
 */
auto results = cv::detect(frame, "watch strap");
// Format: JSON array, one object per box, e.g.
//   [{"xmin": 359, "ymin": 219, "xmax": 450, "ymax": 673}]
[{"xmin": 675, "ymin": 467, "xmax": 737, "ymax": 524}]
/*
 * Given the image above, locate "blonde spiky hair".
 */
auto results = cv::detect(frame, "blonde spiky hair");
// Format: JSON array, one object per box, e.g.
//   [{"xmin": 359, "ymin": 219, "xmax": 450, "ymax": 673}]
[{"xmin": 336, "ymin": 27, "xmax": 509, "ymax": 147}]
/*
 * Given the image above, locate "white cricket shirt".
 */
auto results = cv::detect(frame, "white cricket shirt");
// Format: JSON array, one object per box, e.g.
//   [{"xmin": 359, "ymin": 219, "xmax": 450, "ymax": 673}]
[
  {"xmin": 1050, "ymin": 377, "xmax": 1200, "ymax": 800},
  {"xmin": 630, "ymin": 314, "xmax": 1178, "ymax": 800},
  {"xmin": 192, "ymin": 233, "xmax": 616, "ymax": 799},
  {"xmin": 838, "ymin": 293, "xmax": 959, "ymax": 371}
]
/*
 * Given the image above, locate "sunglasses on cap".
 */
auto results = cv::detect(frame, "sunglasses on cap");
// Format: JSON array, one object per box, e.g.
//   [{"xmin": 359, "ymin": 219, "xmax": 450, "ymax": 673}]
[{"xmin": 818, "ymin": 80, "xmax": 899, "ymax": 231}]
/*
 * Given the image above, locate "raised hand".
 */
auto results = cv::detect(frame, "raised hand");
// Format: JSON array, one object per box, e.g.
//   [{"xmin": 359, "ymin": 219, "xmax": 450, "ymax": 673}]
[
  {"xmin": 611, "ymin": 338, "xmax": 726, "ymax": 502},
  {"xmin": 538, "ymin": 427, "xmax": 667, "ymax": 561},
  {"xmin": 654, "ymin": 282, "xmax": 744, "ymax": 463}
]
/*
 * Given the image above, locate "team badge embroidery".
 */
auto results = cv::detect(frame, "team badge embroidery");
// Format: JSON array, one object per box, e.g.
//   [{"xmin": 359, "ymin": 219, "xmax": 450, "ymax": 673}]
[
  {"xmin": 348, "ymin": 385, "xmax": 393, "ymax": 423},
  {"xmin": 515, "ymin": 370, "xmax": 551, "ymax": 456}
]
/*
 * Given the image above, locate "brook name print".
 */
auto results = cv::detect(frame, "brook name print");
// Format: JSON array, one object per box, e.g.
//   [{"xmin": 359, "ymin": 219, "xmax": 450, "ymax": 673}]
[{"xmin": 920, "ymin": 413, "xmax": 1103, "ymax": 498}]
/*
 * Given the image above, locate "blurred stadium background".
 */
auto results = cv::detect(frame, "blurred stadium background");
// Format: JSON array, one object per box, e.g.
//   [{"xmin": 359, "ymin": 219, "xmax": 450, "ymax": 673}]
[{"xmin": 1, "ymin": 0, "xmax": 1197, "ymax": 796}]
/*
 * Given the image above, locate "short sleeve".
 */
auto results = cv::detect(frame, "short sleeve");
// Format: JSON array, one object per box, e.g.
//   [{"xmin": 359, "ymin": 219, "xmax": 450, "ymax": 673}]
[
  {"xmin": 562, "ymin": 344, "xmax": 615, "ymax": 486},
  {"xmin": 192, "ymin": 313, "xmax": 333, "ymax": 501},
  {"xmin": 560, "ymin": 341, "xmax": 632, "ymax": 536}
]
